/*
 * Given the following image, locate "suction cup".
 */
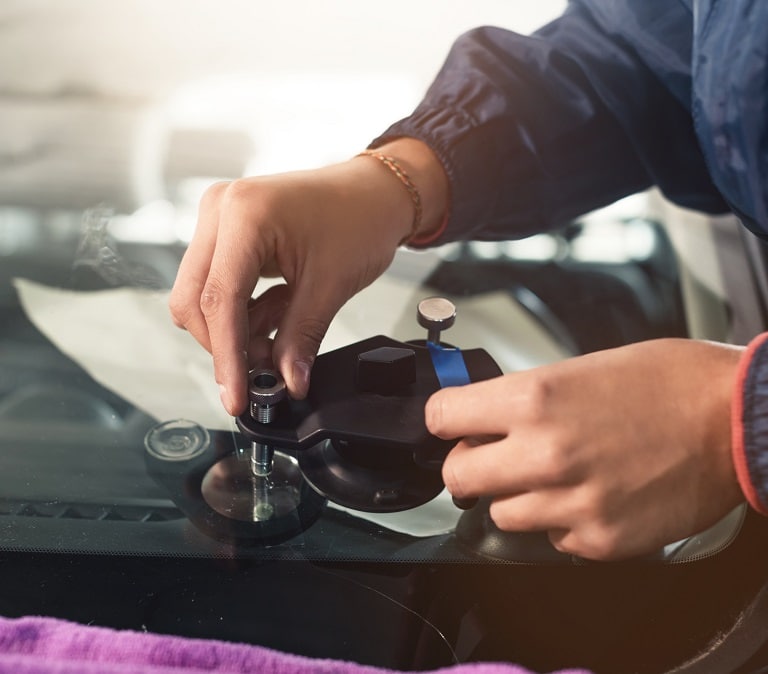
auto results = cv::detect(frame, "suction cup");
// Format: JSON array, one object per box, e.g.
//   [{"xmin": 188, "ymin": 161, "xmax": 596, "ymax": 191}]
[
  {"xmin": 298, "ymin": 439, "xmax": 444, "ymax": 513},
  {"xmin": 145, "ymin": 419, "xmax": 210, "ymax": 461},
  {"xmin": 454, "ymin": 498, "xmax": 570, "ymax": 563},
  {"xmin": 145, "ymin": 423, "xmax": 327, "ymax": 545},
  {"xmin": 198, "ymin": 451, "xmax": 326, "ymax": 543},
  {"xmin": 202, "ymin": 452, "xmax": 303, "ymax": 522}
]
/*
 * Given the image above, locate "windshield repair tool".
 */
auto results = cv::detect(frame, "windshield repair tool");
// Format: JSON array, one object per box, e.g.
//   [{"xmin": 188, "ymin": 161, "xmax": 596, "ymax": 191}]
[
  {"xmin": 236, "ymin": 297, "xmax": 500, "ymax": 514},
  {"xmin": 146, "ymin": 297, "xmax": 500, "ymax": 543}
]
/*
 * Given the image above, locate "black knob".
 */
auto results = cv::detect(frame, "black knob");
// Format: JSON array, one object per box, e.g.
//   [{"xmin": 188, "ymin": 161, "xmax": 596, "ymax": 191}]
[{"xmin": 356, "ymin": 346, "xmax": 416, "ymax": 395}]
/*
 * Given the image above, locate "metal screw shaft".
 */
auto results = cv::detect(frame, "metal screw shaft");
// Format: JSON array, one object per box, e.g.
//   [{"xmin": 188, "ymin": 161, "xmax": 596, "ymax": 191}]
[{"xmin": 247, "ymin": 369, "xmax": 287, "ymax": 477}]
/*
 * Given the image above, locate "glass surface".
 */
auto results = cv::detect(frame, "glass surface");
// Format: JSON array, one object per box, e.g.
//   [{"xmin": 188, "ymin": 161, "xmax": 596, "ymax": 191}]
[{"xmin": 0, "ymin": 200, "xmax": 752, "ymax": 564}]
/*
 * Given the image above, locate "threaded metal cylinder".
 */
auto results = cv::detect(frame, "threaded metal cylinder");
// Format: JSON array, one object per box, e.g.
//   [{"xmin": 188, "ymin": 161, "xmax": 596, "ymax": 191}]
[
  {"xmin": 248, "ymin": 368, "xmax": 286, "ymax": 423},
  {"xmin": 250, "ymin": 402, "xmax": 277, "ymax": 424}
]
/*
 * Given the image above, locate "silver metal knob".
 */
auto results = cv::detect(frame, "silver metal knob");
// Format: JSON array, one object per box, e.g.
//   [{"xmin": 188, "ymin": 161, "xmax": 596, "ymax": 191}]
[
  {"xmin": 417, "ymin": 297, "xmax": 456, "ymax": 345},
  {"xmin": 247, "ymin": 369, "xmax": 287, "ymax": 477},
  {"xmin": 248, "ymin": 369, "xmax": 287, "ymax": 423}
]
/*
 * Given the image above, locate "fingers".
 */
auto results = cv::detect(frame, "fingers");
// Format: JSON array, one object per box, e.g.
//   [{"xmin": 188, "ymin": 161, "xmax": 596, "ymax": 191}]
[
  {"xmin": 170, "ymin": 182, "xmax": 250, "ymax": 414},
  {"xmin": 247, "ymin": 284, "xmax": 290, "ymax": 337},
  {"xmin": 170, "ymin": 181, "xmax": 269, "ymax": 416},
  {"xmin": 169, "ymin": 182, "xmax": 228, "ymax": 352},
  {"xmin": 488, "ymin": 490, "xmax": 574, "ymax": 533},
  {"xmin": 244, "ymin": 285, "xmax": 291, "ymax": 368},
  {"xmin": 442, "ymin": 436, "xmax": 520, "ymax": 498},
  {"xmin": 444, "ymin": 443, "xmax": 619, "ymax": 559},
  {"xmin": 200, "ymin": 194, "xmax": 267, "ymax": 415},
  {"xmin": 441, "ymin": 430, "xmax": 570, "ymax": 499},
  {"xmin": 426, "ymin": 373, "xmax": 538, "ymax": 439},
  {"xmin": 271, "ymin": 274, "xmax": 345, "ymax": 399}
]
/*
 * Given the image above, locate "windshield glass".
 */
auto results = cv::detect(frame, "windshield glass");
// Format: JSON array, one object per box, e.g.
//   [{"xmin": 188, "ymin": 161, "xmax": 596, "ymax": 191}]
[
  {"xmin": 0, "ymin": 0, "xmax": 752, "ymax": 565},
  {"xmin": 1, "ymin": 189, "xmax": 746, "ymax": 563}
]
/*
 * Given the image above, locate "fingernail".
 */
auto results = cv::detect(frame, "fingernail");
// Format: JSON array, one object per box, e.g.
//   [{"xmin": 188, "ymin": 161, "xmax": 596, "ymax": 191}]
[
  {"xmin": 292, "ymin": 360, "xmax": 311, "ymax": 398},
  {"xmin": 219, "ymin": 384, "xmax": 232, "ymax": 413}
]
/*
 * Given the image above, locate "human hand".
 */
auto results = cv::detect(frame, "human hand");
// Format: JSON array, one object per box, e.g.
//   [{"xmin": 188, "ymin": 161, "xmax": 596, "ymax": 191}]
[
  {"xmin": 169, "ymin": 139, "xmax": 448, "ymax": 415},
  {"xmin": 427, "ymin": 338, "xmax": 745, "ymax": 561}
]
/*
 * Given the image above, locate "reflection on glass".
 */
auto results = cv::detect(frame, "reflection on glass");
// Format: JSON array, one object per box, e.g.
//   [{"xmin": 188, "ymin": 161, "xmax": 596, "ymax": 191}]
[{"xmin": 200, "ymin": 452, "xmax": 302, "ymax": 523}]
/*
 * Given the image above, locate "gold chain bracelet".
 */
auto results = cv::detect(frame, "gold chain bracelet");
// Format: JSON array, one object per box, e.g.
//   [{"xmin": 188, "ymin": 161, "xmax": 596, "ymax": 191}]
[{"xmin": 357, "ymin": 149, "xmax": 423, "ymax": 245}]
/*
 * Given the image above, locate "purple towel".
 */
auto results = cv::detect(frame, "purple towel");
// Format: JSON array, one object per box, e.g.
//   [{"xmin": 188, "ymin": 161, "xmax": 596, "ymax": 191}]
[{"xmin": 0, "ymin": 615, "xmax": 591, "ymax": 674}]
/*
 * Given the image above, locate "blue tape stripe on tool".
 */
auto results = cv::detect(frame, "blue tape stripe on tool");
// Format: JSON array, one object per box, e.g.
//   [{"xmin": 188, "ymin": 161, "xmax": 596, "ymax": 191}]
[{"xmin": 427, "ymin": 342, "xmax": 471, "ymax": 388}]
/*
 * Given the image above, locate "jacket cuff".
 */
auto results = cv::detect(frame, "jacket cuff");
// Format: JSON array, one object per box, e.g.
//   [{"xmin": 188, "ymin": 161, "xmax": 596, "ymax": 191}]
[{"xmin": 732, "ymin": 332, "xmax": 768, "ymax": 515}]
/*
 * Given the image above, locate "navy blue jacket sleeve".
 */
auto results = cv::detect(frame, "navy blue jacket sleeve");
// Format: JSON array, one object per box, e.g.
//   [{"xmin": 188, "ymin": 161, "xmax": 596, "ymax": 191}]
[{"xmin": 370, "ymin": 0, "xmax": 729, "ymax": 244}]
